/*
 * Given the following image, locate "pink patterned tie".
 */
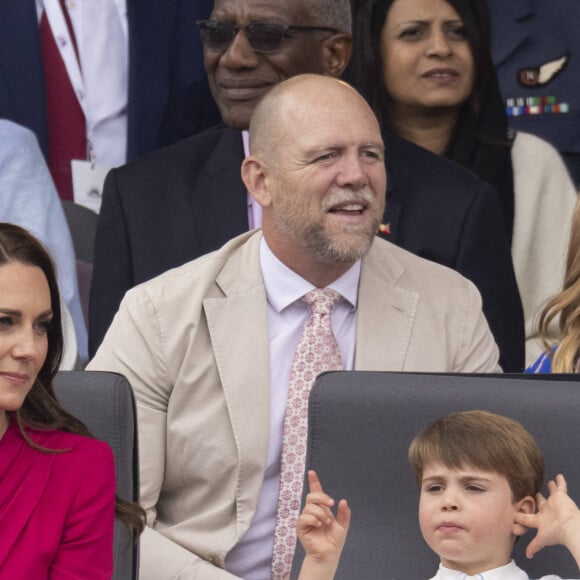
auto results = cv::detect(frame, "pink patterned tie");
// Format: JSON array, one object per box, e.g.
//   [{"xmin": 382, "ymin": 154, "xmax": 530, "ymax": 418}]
[{"xmin": 271, "ymin": 288, "xmax": 344, "ymax": 579}]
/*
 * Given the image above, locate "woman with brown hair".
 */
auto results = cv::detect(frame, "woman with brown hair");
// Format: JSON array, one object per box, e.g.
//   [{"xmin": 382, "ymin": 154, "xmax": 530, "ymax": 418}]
[{"xmin": 0, "ymin": 222, "xmax": 144, "ymax": 578}]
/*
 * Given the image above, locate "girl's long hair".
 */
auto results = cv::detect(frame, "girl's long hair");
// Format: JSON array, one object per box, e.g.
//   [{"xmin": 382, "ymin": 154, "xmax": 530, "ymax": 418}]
[{"xmin": 537, "ymin": 203, "xmax": 580, "ymax": 372}]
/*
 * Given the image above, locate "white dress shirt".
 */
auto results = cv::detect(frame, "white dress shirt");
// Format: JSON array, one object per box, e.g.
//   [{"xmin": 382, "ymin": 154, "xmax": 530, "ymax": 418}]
[
  {"xmin": 225, "ymin": 236, "xmax": 360, "ymax": 579},
  {"xmin": 36, "ymin": 0, "xmax": 129, "ymax": 168},
  {"xmin": 430, "ymin": 560, "xmax": 569, "ymax": 580}
]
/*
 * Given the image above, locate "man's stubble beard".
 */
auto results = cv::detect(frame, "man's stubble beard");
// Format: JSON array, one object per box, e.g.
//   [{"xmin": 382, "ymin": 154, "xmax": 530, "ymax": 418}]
[{"xmin": 273, "ymin": 187, "xmax": 384, "ymax": 264}]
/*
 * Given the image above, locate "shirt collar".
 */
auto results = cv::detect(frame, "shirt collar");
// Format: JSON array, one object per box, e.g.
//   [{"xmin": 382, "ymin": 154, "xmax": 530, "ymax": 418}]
[
  {"xmin": 259, "ymin": 237, "xmax": 360, "ymax": 314},
  {"xmin": 242, "ymin": 130, "xmax": 250, "ymax": 157},
  {"xmin": 436, "ymin": 560, "xmax": 528, "ymax": 580}
]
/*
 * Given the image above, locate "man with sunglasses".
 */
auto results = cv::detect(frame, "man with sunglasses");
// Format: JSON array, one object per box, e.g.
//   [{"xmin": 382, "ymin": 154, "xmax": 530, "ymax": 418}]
[
  {"xmin": 89, "ymin": 0, "xmax": 524, "ymax": 375},
  {"xmin": 197, "ymin": 17, "xmax": 348, "ymax": 129}
]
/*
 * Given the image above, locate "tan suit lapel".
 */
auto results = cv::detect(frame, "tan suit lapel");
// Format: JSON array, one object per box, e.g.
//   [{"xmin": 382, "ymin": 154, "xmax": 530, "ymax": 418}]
[
  {"xmin": 355, "ymin": 239, "xmax": 419, "ymax": 371},
  {"xmin": 203, "ymin": 232, "xmax": 271, "ymax": 536}
]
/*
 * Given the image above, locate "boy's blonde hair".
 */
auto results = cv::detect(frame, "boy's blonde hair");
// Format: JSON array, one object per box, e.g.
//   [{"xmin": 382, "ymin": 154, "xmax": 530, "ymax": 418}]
[{"xmin": 408, "ymin": 410, "xmax": 544, "ymax": 500}]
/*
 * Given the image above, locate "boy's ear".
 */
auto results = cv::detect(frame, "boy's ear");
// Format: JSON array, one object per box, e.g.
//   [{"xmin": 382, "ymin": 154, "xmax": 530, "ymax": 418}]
[
  {"xmin": 512, "ymin": 495, "xmax": 536, "ymax": 537},
  {"xmin": 241, "ymin": 156, "xmax": 272, "ymax": 208}
]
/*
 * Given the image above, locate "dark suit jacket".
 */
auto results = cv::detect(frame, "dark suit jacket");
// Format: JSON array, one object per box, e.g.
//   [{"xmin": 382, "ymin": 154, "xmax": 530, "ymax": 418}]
[
  {"xmin": 90, "ymin": 125, "xmax": 525, "ymax": 371},
  {"xmin": 0, "ymin": 0, "xmax": 219, "ymax": 162},
  {"xmin": 488, "ymin": 0, "xmax": 580, "ymax": 185}
]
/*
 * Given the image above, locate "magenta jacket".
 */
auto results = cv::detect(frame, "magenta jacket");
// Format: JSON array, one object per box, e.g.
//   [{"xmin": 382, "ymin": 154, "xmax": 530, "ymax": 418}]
[{"xmin": 0, "ymin": 421, "xmax": 115, "ymax": 578}]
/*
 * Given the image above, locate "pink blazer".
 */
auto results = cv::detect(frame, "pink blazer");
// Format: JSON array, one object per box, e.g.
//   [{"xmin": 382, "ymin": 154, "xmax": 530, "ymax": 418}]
[{"xmin": 0, "ymin": 421, "xmax": 115, "ymax": 579}]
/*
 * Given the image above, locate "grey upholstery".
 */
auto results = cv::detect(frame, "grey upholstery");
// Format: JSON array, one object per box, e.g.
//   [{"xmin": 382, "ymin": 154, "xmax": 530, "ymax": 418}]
[
  {"xmin": 61, "ymin": 200, "xmax": 98, "ymax": 326},
  {"xmin": 291, "ymin": 371, "xmax": 580, "ymax": 579},
  {"xmin": 61, "ymin": 200, "xmax": 98, "ymax": 263},
  {"xmin": 54, "ymin": 370, "xmax": 140, "ymax": 580}
]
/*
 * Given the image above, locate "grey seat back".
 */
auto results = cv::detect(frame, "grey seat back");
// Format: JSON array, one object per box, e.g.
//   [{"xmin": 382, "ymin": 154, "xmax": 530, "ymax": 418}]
[
  {"xmin": 54, "ymin": 370, "xmax": 140, "ymax": 580},
  {"xmin": 291, "ymin": 371, "xmax": 580, "ymax": 579},
  {"xmin": 60, "ymin": 200, "xmax": 98, "ymax": 326}
]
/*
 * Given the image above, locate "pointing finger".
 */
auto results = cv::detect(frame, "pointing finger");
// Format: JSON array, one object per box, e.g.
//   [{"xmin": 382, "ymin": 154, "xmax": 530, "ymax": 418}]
[{"xmin": 308, "ymin": 470, "xmax": 323, "ymax": 494}]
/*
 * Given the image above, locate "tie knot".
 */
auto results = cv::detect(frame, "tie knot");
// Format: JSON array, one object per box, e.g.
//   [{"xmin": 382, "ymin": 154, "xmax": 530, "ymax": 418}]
[{"xmin": 302, "ymin": 288, "xmax": 341, "ymax": 316}]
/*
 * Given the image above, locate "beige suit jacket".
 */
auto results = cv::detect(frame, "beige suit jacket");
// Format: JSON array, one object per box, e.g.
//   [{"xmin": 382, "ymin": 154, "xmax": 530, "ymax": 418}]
[{"xmin": 88, "ymin": 230, "xmax": 500, "ymax": 580}]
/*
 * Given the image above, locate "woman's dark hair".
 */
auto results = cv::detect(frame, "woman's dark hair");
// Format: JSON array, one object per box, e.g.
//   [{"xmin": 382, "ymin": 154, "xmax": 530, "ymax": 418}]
[
  {"xmin": 351, "ymin": 0, "xmax": 493, "ymax": 128},
  {"xmin": 0, "ymin": 222, "xmax": 145, "ymax": 536},
  {"xmin": 0, "ymin": 224, "xmax": 64, "ymax": 403},
  {"xmin": 350, "ymin": 0, "xmax": 515, "ymax": 241}
]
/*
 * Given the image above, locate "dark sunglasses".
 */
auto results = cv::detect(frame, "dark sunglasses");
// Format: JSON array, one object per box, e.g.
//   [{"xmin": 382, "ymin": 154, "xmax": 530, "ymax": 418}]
[{"xmin": 196, "ymin": 20, "xmax": 338, "ymax": 54}]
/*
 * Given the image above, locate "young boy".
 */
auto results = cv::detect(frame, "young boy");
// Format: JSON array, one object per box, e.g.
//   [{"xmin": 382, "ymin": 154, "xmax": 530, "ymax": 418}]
[{"xmin": 295, "ymin": 410, "xmax": 580, "ymax": 579}]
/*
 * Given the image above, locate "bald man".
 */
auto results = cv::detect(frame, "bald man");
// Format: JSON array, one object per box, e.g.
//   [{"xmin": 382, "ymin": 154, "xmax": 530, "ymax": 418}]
[
  {"xmin": 89, "ymin": 75, "xmax": 500, "ymax": 580},
  {"xmin": 90, "ymin": 0, "xmax": 524, "ymax": 373}
]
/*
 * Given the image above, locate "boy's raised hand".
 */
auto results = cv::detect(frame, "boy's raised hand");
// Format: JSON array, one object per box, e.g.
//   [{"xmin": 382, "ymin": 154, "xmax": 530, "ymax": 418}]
[
  {"xmin": 514, "ymin": 474, "xmax": 580, "ymax": 565},
  {"xmin": 297, "ymin": 470, "xmax": 351, "ymax": 560}
]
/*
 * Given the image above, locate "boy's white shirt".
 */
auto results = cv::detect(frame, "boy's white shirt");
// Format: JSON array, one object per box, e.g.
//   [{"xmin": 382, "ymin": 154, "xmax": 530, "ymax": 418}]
[{"xmin": 430, "ymin": 559, "xmax": 570, "ymax": 579}]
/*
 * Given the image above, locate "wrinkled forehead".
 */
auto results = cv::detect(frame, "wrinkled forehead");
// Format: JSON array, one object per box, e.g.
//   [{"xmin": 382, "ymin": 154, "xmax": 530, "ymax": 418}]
[
  {"xmin": 211, "ymin": 0, "xmax": 312, "ymax": 25},
  {"xmin": 276, "ymin": 113, "xmax": 383, "ymax": 168}
]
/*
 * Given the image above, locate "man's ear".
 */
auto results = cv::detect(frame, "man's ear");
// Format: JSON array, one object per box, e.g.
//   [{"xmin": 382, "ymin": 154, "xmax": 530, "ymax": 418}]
[
  {"xmin": 241, "ymin": 156, "xmax": 272, "ymax": 208},
  {"xmin": 513, "ymin": 495, "xmax": 536, "ymax": 537},
  {"xmin": 321, "ymin": 33, "xmax": 352, "ymax": 78}
]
